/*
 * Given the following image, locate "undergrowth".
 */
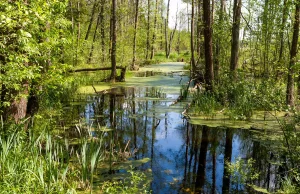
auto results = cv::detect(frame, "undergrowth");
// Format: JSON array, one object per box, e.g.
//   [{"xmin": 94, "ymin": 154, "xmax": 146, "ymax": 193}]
[{"xmin": 189, "ymin": 73, "xmax": 286, "ymax": 120}]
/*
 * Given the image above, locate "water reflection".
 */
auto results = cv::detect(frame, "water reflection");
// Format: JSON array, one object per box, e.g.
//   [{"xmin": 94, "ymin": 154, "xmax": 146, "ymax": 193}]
[{"xmin": 62, "ymin": 86, "xmax": 281, "ymax": 193}]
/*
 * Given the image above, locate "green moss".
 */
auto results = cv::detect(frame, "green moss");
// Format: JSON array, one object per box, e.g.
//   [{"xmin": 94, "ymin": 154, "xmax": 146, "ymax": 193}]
[
  {"xmin": 138, "ymin": 62, "xmax": 188, "ymax": 73},
  {"xmin": 187, "ymin": 111, "xmax": 288, "ymax": 131}
]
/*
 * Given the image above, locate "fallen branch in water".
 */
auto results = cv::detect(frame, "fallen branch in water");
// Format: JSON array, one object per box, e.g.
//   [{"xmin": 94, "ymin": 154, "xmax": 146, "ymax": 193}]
[
  {"xmin": 182, "ymin": 103, "xmax": 191, "ymax": 119},
  {"xmin": 69, "ymin": 66, "xmax": 125, "ymax": 73},
  {"xmin": 92, "ymin": 84, "xmax": 108, "ymax": 94},
  {"xmin": 152, "ymin": 119, "xmax": 161, "ymax": 130},
  {"xmin": 69, "ymin": 66, "xmax": 127, "ymax": 82}
]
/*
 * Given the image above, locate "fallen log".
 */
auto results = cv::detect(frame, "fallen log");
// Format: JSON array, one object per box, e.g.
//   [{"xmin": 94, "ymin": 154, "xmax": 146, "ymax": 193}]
[{"xmin": 69, "ymin": 66, "xmax": 127, "ymax": 82}]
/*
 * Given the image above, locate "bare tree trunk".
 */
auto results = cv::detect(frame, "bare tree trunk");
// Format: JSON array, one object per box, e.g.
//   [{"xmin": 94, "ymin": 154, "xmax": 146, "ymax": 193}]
[
  {"xmin": 76, "ymin": 1, "xmax": 81, "ymax": 66},
  {"xmin": 0, "ymin": 55, "xmax": 7, "ymax": 120},
  {"xmin": 165, "ymin": 0, "xmax": 170, "ymax": 58},
  {"xmin": 88, "ymin": 11, "xmax": 101, "ymax": 64},
  {"xmin": 146, "ymin": 0, "xmax": 151, "ymax": 59},
  {"xmin": 150, "ymin": 0, "xmax": 158, "ymax": 59},
  {"xmin": 160, "ymin": 1, "xmax": 164, "ymax": 51},
  {"xmin": 69, "ymin": 1, "xmax": 75, "ymax": 66},
  {"xmin": 85, "ymin": 0, "xmax": 98, "ymax": 40},
  {"xmin": 100, "ymin": 0, "xmax": 105, "ymax": 63},
  {"xmin": 131, "ymin": 0, "xmax": 139, "ymax": 70},
  {"xmin": 214, "ymin": 0, "xmax": 226, "ymax": 82},
  {"xmin": 167, "ymin": 5, "xmax": 178, "ymax": 58},
  {"xmin": 10, "ymin": 83, "xmax": 29, "ymax": 123},
  {"xmin": 110, "ymin": 0, "xmax": 117, "ymax": 82},
  {"xmin": 230, "ymin": 0, "xmax": 242, "ymax": 78},
  {"xmin": 177, "ymin": 13, "xmax": 181, "ymax": 55},
  {"xmin": 287, "ymin": 0, "xmax": 299, "ymax": 105},
  {"xmin": 196, "ymin": 0, "xmax": 202, "ymax": 57},
  {"xmin": 191, "ymin": 0, "xmax": 196, "ymax": 76},
  {"xmin": 187, "ymin": 3, "xmax": 190, "ymax": 32},
  {"xmin": 203, "ymin": 0, "xmax": 214, "ymax": 92},
  {"xmin": 278, "ymin": 0, "xmax": 288, "ymax": 62}
]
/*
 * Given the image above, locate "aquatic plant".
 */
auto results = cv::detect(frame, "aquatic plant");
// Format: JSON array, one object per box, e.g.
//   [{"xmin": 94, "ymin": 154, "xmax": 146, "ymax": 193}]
[
  {"xmin": 0, "ymin": 129, "xmax": 77, "ymax": 193},
  {"xmin": 0, "ymin": 120, "xmax": 151, "ymax": 193},
  {"xmin": 100, "ymin": 166, "xmax": 151, "ymax": 194}
]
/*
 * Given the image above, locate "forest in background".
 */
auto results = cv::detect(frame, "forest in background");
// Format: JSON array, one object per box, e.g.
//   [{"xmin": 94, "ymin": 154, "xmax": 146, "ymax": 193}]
[
  {"xmin": 0, "ymin": 0, "xmax": 299, "ymax": 122},
  {"xmin": 0, "ymin": 0, "xmax": 300, "ymax": 193}
]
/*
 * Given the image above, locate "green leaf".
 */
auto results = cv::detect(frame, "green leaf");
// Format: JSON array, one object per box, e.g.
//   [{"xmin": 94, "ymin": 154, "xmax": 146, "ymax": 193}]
[{"xmin": 20, "ymin": 29, "xmax": 32, "ymax": 38}]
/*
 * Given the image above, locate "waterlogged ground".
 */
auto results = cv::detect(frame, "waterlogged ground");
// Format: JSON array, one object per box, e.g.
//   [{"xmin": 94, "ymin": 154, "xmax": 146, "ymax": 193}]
[{"xmin": 61, "ymin": 63, "xmax": 284, "ymax": 193}]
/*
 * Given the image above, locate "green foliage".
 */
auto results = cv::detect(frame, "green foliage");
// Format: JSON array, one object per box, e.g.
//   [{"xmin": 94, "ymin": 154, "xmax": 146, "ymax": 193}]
[
  {"xmin": 214, "ymin": 74, "xmax": 285, "ymax": 120},
  {"xmin": 101, "ymin": 167, "xmax": 151, "ymax": 194},
  {"xmin": 226, "ymin": 157, "xmax": 260, "ymax": 192},
  {"xmin": 0, "ymin": 120, "xmax": 152, "ymax": 193},
  {"xmin": 192, "ymin": 92, "xmax": 220, "ymax": 117},
  {"xmin": 138, "ymin": 59, "xmax": 161, "ymax": 67},
  {"xmin": 278, "ymin": 178, "xmax": 300, "ymax": 194},
  {"xmin": 190, "ymin": 73, "xmax": 286, "ymax": 121},
  {"xmin": 0, "ymin": 128, "xmax": 77, "ymax": 193},
  {"xmin": 0, "ymin": 0, "xmax": 72, "ymax": 111}
]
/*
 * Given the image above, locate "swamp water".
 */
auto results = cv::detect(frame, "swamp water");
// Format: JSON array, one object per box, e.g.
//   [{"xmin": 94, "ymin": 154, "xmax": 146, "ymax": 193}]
[{"xmin": 60, "ymin": 63, "xmax": 282, "ymax": 193}]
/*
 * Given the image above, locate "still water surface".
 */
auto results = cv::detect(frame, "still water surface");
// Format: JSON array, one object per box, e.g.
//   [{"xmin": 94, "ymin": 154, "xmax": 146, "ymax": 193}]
[
  {"xmin": 63, "ymin": 64, "xmax": 280, "ymax": 193},
  {"xmin": 63, "ymin": 86, "xmax": 279, "ymax": 193}
]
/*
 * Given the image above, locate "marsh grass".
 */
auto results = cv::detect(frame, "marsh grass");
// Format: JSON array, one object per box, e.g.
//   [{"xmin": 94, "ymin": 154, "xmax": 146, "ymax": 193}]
[
  {"xmin": 0, "ymin": 128, "xmax": 77, "ymax": 193},
  {"xmin": 192, "ymin": 92, "xmax": 220, "ymax": 118},
  {"xmin": 190, "ymin": 74, "xmax": 286, "ymax": 121},
  {"xmin": 0, "ymin": 120, "xmax": 151, "ymax": 194}
]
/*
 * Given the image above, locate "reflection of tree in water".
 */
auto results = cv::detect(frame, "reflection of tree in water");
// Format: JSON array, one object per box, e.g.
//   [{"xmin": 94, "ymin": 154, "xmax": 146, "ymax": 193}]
[
  {"xmin": 222, "ymin": 128, "xmax": 233, "ymax": 194},
  {"xmin": 60, "ymin": 86, "xmax": 283, "ymax": 193}
]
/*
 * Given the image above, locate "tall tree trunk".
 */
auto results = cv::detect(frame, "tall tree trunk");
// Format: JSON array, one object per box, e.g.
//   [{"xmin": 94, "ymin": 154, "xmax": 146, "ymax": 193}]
[
  {"xmin": 88, "ymin": 11, "xmax": 102, "ymax": 64},
  {"xmin": 85, "ymin": 0, "xmax": 98, "ymax": 40},
  {"xmin": 10, "ymin": 83, "xmax": 29, "ymax": 123},
  {"xmin": 287, "ymin": 0, "xmax": 300, "ymax": 105},
  {"xmin": 160, "ymin": 1, "xmax": 164, "ymax": 50},
  {"xmin": 196, "ymin": 0, "xmax": 202, "ymax": 58},
  {"xmin": 100, "ymin": 0, "xmax": 105, "ymax": 63},
  {"xmin": 150, "ymin": 0, "xmax": 158, "ymax": 59},
  {"xmin": 0, "ymin": 56, "xmax": 7, "ymax": 120},
  {"xmin": 187, "ymin": 3, "xmax": 190, "ymax": 32},
  {"xmin": 110, "ymin": 0, "xmax": 117, "ymax": 82},
  {"xmin": 131, "ymin": 0, "xmax": 139, "ymax": 70},
  {"xmin": 167, "ymin": 6, "xmax": 178, "ymax": 58},
  {"xmin": 214, "ymin": 0, "xmax": 226, "ymax": 82},
  {"xmin": 262, "ymin": 0, "xmax": 270, "ymax": 75},
  {"xmin": 191, "ymin": 0, "xmax": 196, "ymax": 76},
  {"xmin": 230, "ymin": 0, "xmax": 242, "ymax": 78},
  {"xmin": 146, "ymin": 0, "xmax": 151, "ymax": 59},
  {"xmin": 278, "ymin": 0, "xmax": 288, "ymax": 62},
  {"xmin": 165, "ymin": 0, "xmax": 170, "ymax": 58},
  {"xmin": 76, "ymin": 1, "xmax": 81, "ymax": 66},
  {"xmin": 202, "ymin": 0, "xmax": 214, "ymax": 91},
  {"xmin": 177, "ymin": 15, "xmax": 181, "ymax": 55},
  {"xmin": 68, "ymin": 1, "xmax": 75, "ymax": 66}
]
